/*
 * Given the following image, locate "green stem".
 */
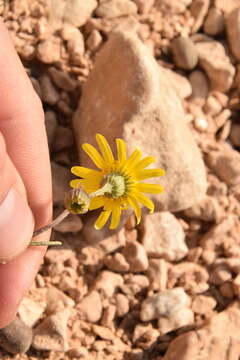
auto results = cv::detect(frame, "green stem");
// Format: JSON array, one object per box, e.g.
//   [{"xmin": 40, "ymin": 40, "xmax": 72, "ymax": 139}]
[
  {"xmin": 89, "ymin": 182, "xmax": 113, "ymax": 198},
  {"xmin": 29, "ymin": 209, "xmax": 70, "ymax": 247}
]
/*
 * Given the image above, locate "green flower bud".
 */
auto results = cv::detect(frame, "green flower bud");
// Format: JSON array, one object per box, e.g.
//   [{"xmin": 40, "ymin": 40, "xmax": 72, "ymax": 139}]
[{"xmin": 64, "ymin": 188, "xmax": 90, "ymax": 214}]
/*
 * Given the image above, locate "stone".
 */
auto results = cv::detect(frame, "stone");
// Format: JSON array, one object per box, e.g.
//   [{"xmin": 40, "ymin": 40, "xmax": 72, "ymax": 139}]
[
  {"xmin": 191, "ymin": 0, "xmax": 210, "ymax": 33},
  {"xmin": 142, "ymin": 212, "xmax": 188, "ymax": 261},
  {"xmin": 206, "ymin": 146, "xmax": 240, "ymax": 186},
  {"xmin": 0, "ymin": 317, "xmax": 32, "ymax": 354},
  {"xmin": 48, "ymin": 67, "xmax": 77, "ymax": 92},
  {"xmin": 73, "ymin": 32, "xmax": 207, "ymax": 212},
  {"xmin": 193, "ymin": 116, "xmax": 208, "ymax": 132},
  {"xmin": 64, "ymin": 0, "xmax": 97, "ymax": 27},
  {"xmin": 18, "ymin": 297, "xmax": 46, "ymax": 327},
  {"xmin": 45, "ymin": 248, "xmax": 74, "ymax": 263},
  {"xmin": 147, "ymin": 259, "xmax": 168, "ymax": 291},
  {"xmin": 230, "ymin": 123, "xmax": 240, "ymax": 147},
  {"xmin": 61, "ymin": 25, "xmax": 85, "ymax": 61},
  {"xmin": 158, "ymin": 308, "xmax": 194, "ymax": 334},
  {"xmin": 46, "ymin": 287, "xmax": 75, "ymax": 314},
  {"xmin": 104, "ymin": 253, "xmax": 130, "ymax": 272},
  {"xmin": 155, "ymin": 0, "xmax": 192, "ymax": 14},
  {"xmin": 204, "ymin": 95, "xmax": 222, "ymax": 116},
  {"xmin": 215, "ymin": 0, "xmax": 240, "ymax": 15},
  {"xmin": 78, "ymin": 291, "xmax": 102, "ymax": 323},
  {"xmin": 132, "ymin": 0, "xmax": 155, "ymax": 14},
  {"xmin": 32, "ymin": 309, "xmax": 70, "ymax": 352},
  {"xmin": 45, "ymin": 110, "xmax": 57, "ymax": 145},
  {"xmin": 169, "ymin": 262, "xmax": 209, "ymax": 294},
  {"xmin": 163, "ymin": 68, "xmax": 192, "ymax": 99},
  {"xmin": 189, "ymin": 70, "xmax": 209, "ymax": 106},
  {"xmin": 204, "ymin": 7, "xmax": 225, "ymax": 36},
  {"xmin": 96, "ymin": 0, "xmax": 137, "ymax": 18},
  {"xmin": 87, "ymin": 30, "xmax": 103, "ymax": 52},
  {"xmin": 164, "ymin": 304, "xmax": 240, "ymax": 360},
  {"xmin": 195, "ymin": 38, "xmax": 235, "ymax": 92},
  {"xmin": 226, "ymin": 8, "xmax": 240, "ymax": 62},
  {"xmin": 93, "ymin": 270, "xmax": 124, "ymax": 297},
  {"xmin": 54, "ymin": 212, "xmax": 83, "ymax": 233},
  {"xmin": 140, "ymin": 288, "xmax": 190, "ymax": 322},
  {"xmin": 115, "ymin": 293, "xmax": 129, "ymax": 317},
  {"xmin": 184, "ymin": 196, "xmax": 221, "ymax": 222},
  {"xmin": 37, "ymin": 36, "xmax": 61, "ymax": 64},
  {"xmin": 171, "ymin": 37, "xmax": 198, "ymax": 70},
  {"xmin": 122, "ymin": 241, "xmax": 149, "ymax": 272},
  {"xmin": 192, "ymin": 295, "xmax": 217, "ymax": 314},
  {"xmin": 39, "ymin": 74, "xmax": 60, "ymax": 106},
  {"xmin": 51, "ymin": 162, "xmax": 72, "ymax": 205},
  {"xmin": 92, "ymin": 325, "xmax": 115, "ymax": 341}
]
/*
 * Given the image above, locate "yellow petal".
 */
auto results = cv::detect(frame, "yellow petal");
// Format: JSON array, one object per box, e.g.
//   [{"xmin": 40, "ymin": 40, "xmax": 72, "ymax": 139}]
[
  {"xmin": 82, "ymin": 143, "xmax": 105, "ymax": 169},
  {"xmin": 133, "ymin": 191, "xmax": 154, "ymax": 213},
  {"xmin": 135, "ymin": 168, "xmax": 165, "ymax": 180},
  {"xmin": 135, "ymin": 183, "xmax": 164, "ymax": 194},
  {"xmin": 116, "ymin": 138, "xmax": 127, "ymax": 163},
  {"xmin": 134, "ymin": 156, "xmax": 156, "ymax": 170},
  {"xmin": 110, "ymin": 206, "xmax": 121, "ymax": 229},
  {"xmin": 94, "ymin": 210, "xmax": 111, "ymax": 230},
  {"xmin": 71, "ymin": 178, "xmax": 99, "ymax": 193},
  {"xmin": 89, "ymin": 196, "xmax": 106, "ymax": 210},
  {"xmin": 70, "ymin": 179, "xmax": 82, "ymax": 189},
  {"xmin": 96, "ymin": 133, "xmax": 114, "ymax": 164},
  {"xmin": 71, "ymin": 166, "xmax": 102, "ymax": 180},
  {"xmin": 128, "ymin": 196, "xmax": 141, "ymax": 224},
  {"xmin": 125, "ymin": 149, "xmax": 142, "ymax": 170}
]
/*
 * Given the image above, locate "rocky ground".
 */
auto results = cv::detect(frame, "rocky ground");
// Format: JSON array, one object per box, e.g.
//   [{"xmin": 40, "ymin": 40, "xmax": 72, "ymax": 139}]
[{"xmin": 1, "ymin": 0, "xmax": 240, "ymax": 359}]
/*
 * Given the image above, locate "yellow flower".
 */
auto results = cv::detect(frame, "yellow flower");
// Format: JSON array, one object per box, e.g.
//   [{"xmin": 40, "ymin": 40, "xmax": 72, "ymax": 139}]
[{"xmin": 70, "ymin": 134, "xmax": 165, "ymax": 230}]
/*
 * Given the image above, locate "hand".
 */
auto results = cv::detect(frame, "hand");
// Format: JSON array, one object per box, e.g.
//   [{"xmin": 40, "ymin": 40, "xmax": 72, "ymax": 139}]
[{"xmin": 0, "ymin": 21, "xmax": 52, "ymax": 328}]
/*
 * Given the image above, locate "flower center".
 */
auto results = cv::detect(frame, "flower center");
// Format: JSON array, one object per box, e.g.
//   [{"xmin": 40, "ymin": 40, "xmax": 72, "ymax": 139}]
[
  {"xmin": 89, "ymin": 172, "xmax": 128, "ymax": 199},
  {"xmin": 105, "ymin": 173, "xmax": 126, "ymax": 198}
]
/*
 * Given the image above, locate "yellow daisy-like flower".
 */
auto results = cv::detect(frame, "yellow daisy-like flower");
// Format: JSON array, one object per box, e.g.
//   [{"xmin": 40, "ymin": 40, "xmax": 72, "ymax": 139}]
[{"xmin": 70, "ymin": 134, "xmax": 165, "ymax": 230}]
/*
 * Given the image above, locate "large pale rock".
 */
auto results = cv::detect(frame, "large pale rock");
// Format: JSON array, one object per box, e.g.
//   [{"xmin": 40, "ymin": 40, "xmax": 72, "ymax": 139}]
[
  {"xmin": 140, "ymin": 287, "xmax": 190, "ymax": 322},
  {"xmin": 142, "ymin": 212, "xmax": 188, "ymax": 261},
  {"xmin": 195, "ymin": 37, "xmax": 235, "ymax": 92},
  {"xmin": 226, "ymin": 8, "xmax": 240, "ymax": 62},
  {"xmin": 73, "ymin": 32, "xmax": 207, "ymax": 212},
  {"xmin": 164, "ymin": 304, "xmax": 240, "ymax": 360}
]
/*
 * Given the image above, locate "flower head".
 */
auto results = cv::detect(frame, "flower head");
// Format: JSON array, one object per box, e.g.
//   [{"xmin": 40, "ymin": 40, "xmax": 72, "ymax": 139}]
[{"xmin": 70, "ymin": 134, "xmax": 165, "ymax": 230}]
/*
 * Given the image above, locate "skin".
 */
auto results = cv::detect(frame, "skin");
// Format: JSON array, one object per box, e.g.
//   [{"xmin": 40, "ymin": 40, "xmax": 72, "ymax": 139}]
[{"xmin": 0, "ymin": 21, "xmax": 52, "ymax": 328}]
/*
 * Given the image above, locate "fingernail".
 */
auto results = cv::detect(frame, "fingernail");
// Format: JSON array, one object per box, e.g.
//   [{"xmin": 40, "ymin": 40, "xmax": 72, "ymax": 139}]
[{"xmin": 0, "ymin": 188, "xmax": 34, "ymax": 262}]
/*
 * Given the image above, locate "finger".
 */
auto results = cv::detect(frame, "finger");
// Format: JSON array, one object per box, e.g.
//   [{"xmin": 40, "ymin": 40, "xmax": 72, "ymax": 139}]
[
  {"xmin": 0, "ymin": 21, "xmax": 52, "ymax": 228},
  {"xmin": 0, "ymin": 22, "xmax": 52, "ymax": 327},
  {"xmin": 0, "ymin": 136, "xmax": 34, "ymax": 262},
  {"xmin": 0, "ymin": 245, "xmax": 46, "ymax": 328}
]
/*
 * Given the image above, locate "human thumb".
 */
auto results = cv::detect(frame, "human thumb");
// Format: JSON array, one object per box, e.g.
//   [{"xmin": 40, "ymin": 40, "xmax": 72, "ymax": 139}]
[{"xmin": 0, "ymin": 137, "xmax": 34, "ymax": 263}]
